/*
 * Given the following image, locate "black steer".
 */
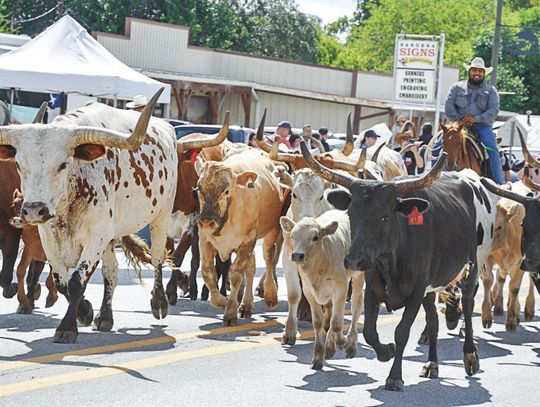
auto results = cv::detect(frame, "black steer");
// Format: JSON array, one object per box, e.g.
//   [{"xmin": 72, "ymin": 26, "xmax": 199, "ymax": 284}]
[{"xmin": 301, "ymin": 142, "xmax": 495, "ymax": 391}]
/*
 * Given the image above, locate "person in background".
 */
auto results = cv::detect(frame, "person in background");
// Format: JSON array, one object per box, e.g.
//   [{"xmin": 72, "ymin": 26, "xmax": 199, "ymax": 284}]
[
  {"xmin": 397, "ymin": 121, "xmax": 424, "ymax": 175},
  {"xmin": 302, "ymin": 124, "xmax": 312, "ymax": 138},
  {"xmin": 274, "ymin": 121, "xmax": 292, "ymax": 149},
  {"xmin": 248, "ymin": 131, "xmax": 259, "ymax": 148},
  {"xmin": 359, "ymin": 129, "xmax": 380, "ymax": 148},
  {"xmin": 309, "ymin": 132, "xmax": 322, "ymax": 151},
  {"xmin": 445, "ymin": 56, "xmax": 503, "ymax": 184},
  {"xmin": 389, "ymin": 115, "xmax": 406, "ymax": 149},
  {"xmin": 318, "ymin": 127, "xmax": 331, "ymax": 152},
  {"xmin": 418, "ymin": 122, "xmax": 433, "ymax": 146},
  {"xmin": 497, "ymin": 136, "xmax": 512, "ymax": 182},
  {"xmin": 126, "ymin": 94, "xmax": 148, "ymax": 112},
  {"xmin": 288, "ymin": 133, "xmax": 301, "ymax": 151}
]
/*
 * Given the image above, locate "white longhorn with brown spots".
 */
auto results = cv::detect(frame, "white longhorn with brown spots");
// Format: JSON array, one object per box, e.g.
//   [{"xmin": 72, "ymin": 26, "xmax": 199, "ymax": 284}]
[{"xmin": 0, "ymin": 89, "xmax": 180, "ymax": 343}]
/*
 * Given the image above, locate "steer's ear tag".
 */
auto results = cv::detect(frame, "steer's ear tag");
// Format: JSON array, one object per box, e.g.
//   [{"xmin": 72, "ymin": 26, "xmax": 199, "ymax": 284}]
[
  {"xmin": 408, "ymin": 206, "xmax": 423, "ymax": 225},
  {"xmin": 190, "ymin": 150, "xmax": 200, "ymax": 164}
]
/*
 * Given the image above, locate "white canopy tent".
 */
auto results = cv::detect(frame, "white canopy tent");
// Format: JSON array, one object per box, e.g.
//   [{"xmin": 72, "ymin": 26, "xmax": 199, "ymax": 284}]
[
  {"xmin": 495, "ymin": 114, "xmax": 540, "ymax": 149},
  {"xmin": 0, "ymin": 15, "xmax": 170, "ymax": 105}
]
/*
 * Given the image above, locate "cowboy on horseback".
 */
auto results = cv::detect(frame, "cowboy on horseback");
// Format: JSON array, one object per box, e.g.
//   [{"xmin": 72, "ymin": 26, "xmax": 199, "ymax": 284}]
[{"xmin": 444, "ymin": 57, "xmax": 504, "ymax": 184}]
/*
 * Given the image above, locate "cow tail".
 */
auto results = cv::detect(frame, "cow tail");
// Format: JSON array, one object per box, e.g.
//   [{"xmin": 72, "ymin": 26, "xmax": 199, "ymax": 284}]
[{"xmin": 120, "ymin": 234, "xmax": 153, "ymax": 282}]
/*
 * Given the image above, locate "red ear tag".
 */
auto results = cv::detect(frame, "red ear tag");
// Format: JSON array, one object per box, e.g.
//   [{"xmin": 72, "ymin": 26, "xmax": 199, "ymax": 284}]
[
  {"xmin": 408, "ymin": 206, "xmax": 423, "ymax": 225},
  {"xmin": 190, "ymin": 150, "xmax": 200, "ymax": 164}
]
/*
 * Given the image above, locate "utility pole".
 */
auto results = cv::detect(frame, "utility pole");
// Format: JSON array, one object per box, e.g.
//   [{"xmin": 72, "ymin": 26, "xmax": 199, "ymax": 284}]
[{"xmin": 491, "ymin": 0, "xmax": 503, "ymax": 87}]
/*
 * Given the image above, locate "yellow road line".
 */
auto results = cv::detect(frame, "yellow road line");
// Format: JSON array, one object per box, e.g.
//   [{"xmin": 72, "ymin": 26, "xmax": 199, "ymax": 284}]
[{"xmin": 0, "ymin": 319, "xmax": 283, "ymax": 372}]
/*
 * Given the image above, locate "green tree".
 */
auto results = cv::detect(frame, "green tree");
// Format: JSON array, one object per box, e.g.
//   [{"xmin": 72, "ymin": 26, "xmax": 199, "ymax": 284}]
[
  {"xmin": 0, "ymin": 0, "xmax": 11, "ymax": 33},
  {"xmin": 335, "ymin": 0, "xmax": 495, "ymax": 72}
]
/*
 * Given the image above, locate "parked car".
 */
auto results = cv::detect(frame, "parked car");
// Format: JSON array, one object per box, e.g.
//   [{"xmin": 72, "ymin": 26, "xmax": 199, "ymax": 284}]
[{"xmin": 173, "ymin": 124, "xmax": 253, "ymax": 143}]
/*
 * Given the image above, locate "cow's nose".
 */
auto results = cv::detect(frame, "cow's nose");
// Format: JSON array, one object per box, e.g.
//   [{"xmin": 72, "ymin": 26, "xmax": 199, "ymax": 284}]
[
  {"xmin": 291, "ymin": 252, "xmax": 305, "ymax": 263},
  {"xmin": 21, "ymin": 202, "xmax": 53, "ymax": 224},
  {"xmin": 199, "ymin": 218, "xmax": 217, "ymax": 230}
]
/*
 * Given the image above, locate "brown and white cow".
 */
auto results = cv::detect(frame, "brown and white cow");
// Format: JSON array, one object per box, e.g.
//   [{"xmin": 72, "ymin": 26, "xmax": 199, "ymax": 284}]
[
  {"xmin": 280, "ymin": 209, "xmax": 364, "ymax": 369},
  {"xmin": 480, "ymin": 181, "xmax": 538, "ymax": 330},
  {"xmin": 0, "ymin": 89, "xmax": 179, "ymax": 343},
  {"xmin": 195, "ymin": 147, "xmax": 287, "ymax": 325}
]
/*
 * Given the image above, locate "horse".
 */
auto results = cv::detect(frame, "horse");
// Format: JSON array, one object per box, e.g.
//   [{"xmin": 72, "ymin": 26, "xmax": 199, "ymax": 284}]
[{"xmin": 439, "ymin": 122, "xmax": 488, "ymax": 176}]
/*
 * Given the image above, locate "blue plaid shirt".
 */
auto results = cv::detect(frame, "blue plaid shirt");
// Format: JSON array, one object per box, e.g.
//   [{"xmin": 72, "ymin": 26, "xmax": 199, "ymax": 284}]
[{"xmin": 445, "ymin": 80, "xmax": 499, "ymax": 125}]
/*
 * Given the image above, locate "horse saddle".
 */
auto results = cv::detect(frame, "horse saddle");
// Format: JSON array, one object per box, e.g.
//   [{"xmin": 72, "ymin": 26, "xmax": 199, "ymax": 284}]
[{"xmin": 464, "ymin": 129, "xmax": 490, "ymax": 174}]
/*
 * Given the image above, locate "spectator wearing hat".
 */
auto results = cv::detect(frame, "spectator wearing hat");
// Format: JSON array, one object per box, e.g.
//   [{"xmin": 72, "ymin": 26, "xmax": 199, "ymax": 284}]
[
  {"xmin": 126, "ymin": 94, "xmax": 148, "ymax": 112},
  {"xmin": 275, "ymin": 121, "xmax": 292, "ymax": 149},
  {"xmin": 359, "ymin": 129, "xmax": 380, "ymax": 148},
  {"xmin": 397, "ymin": 121, "xmax": 424, "ymax": 175},
  {"xmin": 318, "ymin": 127, "xmax": 331, "ymax": 152},
  {"xmin": 389, "ymin": 115, "xmax": 407, "ymax": 149},
  {"xmin": 418, "ymin": 122, "xmax": 433, "ymax": 146},
  {"xmin": 444, "ymin": 56, "xmax": 503, "ymax": 184}
]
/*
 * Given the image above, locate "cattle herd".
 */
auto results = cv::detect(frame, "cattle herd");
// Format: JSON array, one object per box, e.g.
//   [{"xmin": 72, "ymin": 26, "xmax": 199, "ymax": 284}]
[{"xmin": 1, "ymin": 88, "xmax": 540, "ymax": 391}]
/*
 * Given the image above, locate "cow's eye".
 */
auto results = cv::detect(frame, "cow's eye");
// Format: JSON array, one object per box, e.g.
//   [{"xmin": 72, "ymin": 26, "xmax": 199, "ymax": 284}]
[
  {"xmin": 319, "ymin": 195, "xmax": 324, "ymax": 201},
  {"xmin": 381, "ymin": 216, "xmax": 388, "ymax": 222},
  {"xmin": 292, "ymin": 193, "xmax": 297, "ymax": 199},
  {"xmin": 58, "ymin": 162, "xmax": 68, "ymax": 171},
  {"xmin": 224, "ymin": 189, "xmax": 229, "ymax": 195},
  {"xmin": 313, "ymin": 235, "xmax": 318, "ymax": 242}
]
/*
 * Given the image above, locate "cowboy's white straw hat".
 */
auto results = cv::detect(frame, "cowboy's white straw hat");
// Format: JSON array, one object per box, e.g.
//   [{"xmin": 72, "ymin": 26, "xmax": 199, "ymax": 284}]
[
  {"xmin": 126, "ymin": 94, "xmax": 149, "ymax": 109},
  {"xmin": 464, "ymin": 57, "xmax": 493, "ymax": 75}
]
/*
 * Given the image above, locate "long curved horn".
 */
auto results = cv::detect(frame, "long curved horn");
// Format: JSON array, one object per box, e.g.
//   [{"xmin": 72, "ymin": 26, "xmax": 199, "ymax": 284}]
[
  {"xmin": 341, "ymin": 112, "xmax": 354, "ymax": 156},
  {"xmin": 523, "ymin": 166, "xmax": 540, "ymax": 192},
  {"xmin": 177, "ymin": 111, "xmax": 230, "ymax": 152},
  {"xmin": 480, "ymin": 177, "xmax": 531, "ymax": 205},
  {"xmin": 33, "ymin": 102, "xmax": 48, "ymax": 124},
  {"xmin": 305, "ymin": 134, "xmax": 326, "ymax": 153},
  {"xmin": 73, "ymin": 88, "xmax": 163, "ymax": 150},
  {"xmin": 300, "ymin": 140, "xmax": 355, "ymax": 188},
  {"xmin": 518, "ymin": 126, "xmax": 540, "ymax": 170},
  {"xmin": 356, "ymin": 147, "xmax": 367, "ymax": 171},
  {"xmin": 255, "ymin": 109, "xmax": 272, "ymax": 153},
  {"xmin": 394, "ymin": 152, "xmax": 447, "ymax": 193},
  {"xmin": 425, "ymin": 130, "xmax": 441, "ymax": 162},
  {"xmin": 372, "ymin": 142, "xmax": 386, "ymax": 162}
]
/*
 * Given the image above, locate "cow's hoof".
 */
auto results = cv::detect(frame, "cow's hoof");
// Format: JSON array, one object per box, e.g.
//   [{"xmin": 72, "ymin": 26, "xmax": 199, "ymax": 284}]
[
  {"xmin": 33, "ymin": 283, "xmax": 42, "ymax": 300},
  {"xmin": 445, "ymin": 305, "xmax": 462, "ymax": 330},
  {"xmin": 264, "ymin": 296, "xmax": 278, "ymax": 311},
  {"xmin": 482, "ymin": 318, "xmax": 492, "ymax": 329},
  {"xmin": 239, "ymin": 304, "xmax": 252, "ymax": 319},
  {"xmin": 166, "ymin": 291, "xmax": 178, "ymax": 306},
  {"xmin": 223, "ymin": 314, "xmax": 237, "ymax": 327},
  {"xmin": 282, "ymin": 333, "xmax": 297, "ymax": 346},
  {"xmin": 384, "ymin": 377, "xmax": 404, "ymax": 391},
  {"xmin": 150, "ymin": 292, "xmax": 168, "ymax": 320},
  {"xmin": 325, "ymin": 345, "xmax": 336, "ymax": 359},
  {"xmin": 505, "ymin": 320, "xmax": 517, "ymax": 332},
  {"xmin": 493, "ymin": 305, "xmax": 503, "ymax": 315},
  {"xmin": 45, "ymin": 295, "xmax": 58, "ymax": 308},
  {"xmin": 17, "ymin": 303, "xmax": 33, "ymax": 314},
  {"xmin": 189, "ymin": 288, "xmax": 198, "ymax": 301},
  {"xmin": 94, "ymin": 313, "xmax": 114, "ymax": 332},
  {"xmin": 377, "ymin": 343, "xmax": 395, "ymax": 362},
  {"xmin": 344, "ymin": 343, "xmax": 357, "ymax": 358},
  {"xmin": 311, "ymin": 359, "xmax": 323, "ymax": 370},
  {"xmin": 525, "ymin": 310, "xmax": 534, "ymax": 322},
  {"xmin": 464, "ymin": 351, "xmax": 480, "ymax": 376},
  {"xmin": 201, "ymin": 286, "xmax": 209, "ymax": 301},
  {"xmin": 3, "ymin": 283, "xmax": 18, "ymax": 299},
  {"xmin": 420, "ymin": 361, "xmax": 439, "ymax": 378},
  {"xmin": 54, "ymin": 329, "xmax": 78, "ymax": 343},
  {"xmin": 418, "ymin": 332, "xmax": 429, "ymax": 345},
  {"xmin": 77, "ymin": 299, "xmax": 94, "ymax": 326}
]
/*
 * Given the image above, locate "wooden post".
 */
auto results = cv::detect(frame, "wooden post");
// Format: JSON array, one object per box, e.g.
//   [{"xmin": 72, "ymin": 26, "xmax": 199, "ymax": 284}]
[{"xmin": 240, "ymin": 93, "xmax": 251, "ymax": 127}]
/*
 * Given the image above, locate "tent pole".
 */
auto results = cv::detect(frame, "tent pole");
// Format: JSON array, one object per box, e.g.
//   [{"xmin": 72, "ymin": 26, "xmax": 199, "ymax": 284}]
[
  {"xmin": 113, "ymin": 94, "xmax": 118, "ymax": 108},
  {"xmin": 9, "ymin": 88, "xmax": 14, "ymax": 121},
  {"xmin": 164, "ymin": 103, "xmax": 170, "ymax": 119}
]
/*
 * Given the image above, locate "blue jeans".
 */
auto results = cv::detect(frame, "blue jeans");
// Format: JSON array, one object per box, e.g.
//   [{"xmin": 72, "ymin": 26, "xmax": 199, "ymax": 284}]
[{"xmin": 432, "ymin": 123, "xmax": 504, "ymax": 184}]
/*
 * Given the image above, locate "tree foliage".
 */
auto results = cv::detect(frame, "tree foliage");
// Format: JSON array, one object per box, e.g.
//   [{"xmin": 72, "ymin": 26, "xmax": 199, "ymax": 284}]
[{"xmin": 0, "ymin": 0, "xmax": 11, "ymax": 33}]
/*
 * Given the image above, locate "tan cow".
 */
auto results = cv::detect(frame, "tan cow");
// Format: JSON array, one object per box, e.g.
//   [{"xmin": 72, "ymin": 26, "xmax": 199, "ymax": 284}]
[
  {"xmin": 196, "ymin": 147, "xmax": 287, "ymax": 325},
  {"xmin": 280, "ymin": 209, "xmax": 364, "ymax": 370},
  {"xmin": 481, "ymin": 181, "xmax": 537, "ymax": 330}
]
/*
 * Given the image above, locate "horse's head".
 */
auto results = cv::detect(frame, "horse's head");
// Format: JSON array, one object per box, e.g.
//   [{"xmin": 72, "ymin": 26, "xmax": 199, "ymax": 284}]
[{"xmin": 440, "ymin": 122, "xmax": 465, "ymax": 171}]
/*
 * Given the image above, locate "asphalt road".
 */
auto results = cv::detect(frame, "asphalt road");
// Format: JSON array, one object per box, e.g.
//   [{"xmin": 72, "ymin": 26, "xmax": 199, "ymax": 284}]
[{"xmin": 1, "ymin": 245, "xmax": 540, "ymax": 406}]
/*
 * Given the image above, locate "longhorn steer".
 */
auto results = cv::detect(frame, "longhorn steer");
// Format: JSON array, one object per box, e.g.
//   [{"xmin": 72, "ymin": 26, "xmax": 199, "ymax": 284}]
[
  {"xmin": 301, "ymin": 142, "xmax": 495, "ymax": 391},
  {"xmin": 0, "ymin": 89, "xmax": 178, "ymax": 343},
  {"xmin": 196, "ymin": 148, "xmax": 287, "ymax": 325},
  {"xmin": 280, "ymin": 209, "xmax": 364, "ymax": 369}
]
